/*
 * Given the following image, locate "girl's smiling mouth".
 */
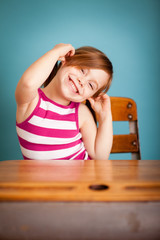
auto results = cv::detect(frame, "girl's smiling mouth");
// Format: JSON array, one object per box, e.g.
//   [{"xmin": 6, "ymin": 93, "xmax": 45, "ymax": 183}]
[{"xmin": 68, "ymin": 76, "xmax": 79, "ymax": 94}]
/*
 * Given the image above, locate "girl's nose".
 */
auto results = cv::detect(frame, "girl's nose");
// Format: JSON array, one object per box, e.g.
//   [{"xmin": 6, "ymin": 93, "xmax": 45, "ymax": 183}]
[{"xmin": 78, "ymin": 78, "xmax": 85, "ymax": 87}]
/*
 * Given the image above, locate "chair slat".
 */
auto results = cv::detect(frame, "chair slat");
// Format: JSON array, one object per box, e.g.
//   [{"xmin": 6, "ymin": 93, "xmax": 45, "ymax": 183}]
[
  {"xmin": 111, "ymin": 134, "xmax": 139, "ymax": 153},
  {"xmin": 110, "ymin": 97, "xmax": 137, "ymax": 121}
]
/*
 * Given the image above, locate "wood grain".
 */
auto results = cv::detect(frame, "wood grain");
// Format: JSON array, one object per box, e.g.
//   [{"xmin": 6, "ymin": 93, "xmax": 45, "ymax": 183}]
[
  {"xmin": 110, "ymin": 97, "xmax": 137, "ymax": 121},
  {"xmin": 111, "ymin": 134, "xmax": 139, "ymax": 153},
  {"xmin": 0, "ymin": 160, "xmax": 160, "ymax": 202}
]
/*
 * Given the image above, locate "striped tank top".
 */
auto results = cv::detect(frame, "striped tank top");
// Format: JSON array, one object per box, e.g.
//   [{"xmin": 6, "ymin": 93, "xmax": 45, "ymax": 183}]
[{"xmin": 16, "ymin": 88, "xmax": 90, "ymax": 160}]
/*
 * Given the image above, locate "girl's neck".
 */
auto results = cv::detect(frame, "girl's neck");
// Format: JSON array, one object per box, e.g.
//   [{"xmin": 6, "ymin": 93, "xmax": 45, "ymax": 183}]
[{"xmin": 42, "ymin": 78, "xmax": 71, "ymax": 106}]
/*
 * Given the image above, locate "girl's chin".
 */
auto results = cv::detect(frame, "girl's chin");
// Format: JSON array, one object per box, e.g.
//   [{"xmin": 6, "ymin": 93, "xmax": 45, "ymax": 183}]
[
  {"xmin": 65, "ymin": 93, "xmax": 85, "ymax": 103},
  {"xmin": 66, "ymin": 96, "xmax": 84, "ymax": 103}
]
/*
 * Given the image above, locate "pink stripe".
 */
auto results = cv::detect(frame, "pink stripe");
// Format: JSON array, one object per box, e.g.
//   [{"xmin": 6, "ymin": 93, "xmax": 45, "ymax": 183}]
[
  {"xmin": 35, "ymin": 108, "xmax": 76, "ymax": 121},
  {"xmin": 75, "ymin": 151, "xmax": 91, "ymax": 160},
  {"xmin": 22, "ymin": 155, "xmax": 32, "ymax": 160},
  {"xmin": 38, "ymin": 88, "xmax": 76, "ymax": 109},
  {"xmin": 18, "ymin": 122, "xmax": 78, "ymax": 138},
  {"xmin": 19, "ymin": 136, "xmax": 81, "ymax": 151}
]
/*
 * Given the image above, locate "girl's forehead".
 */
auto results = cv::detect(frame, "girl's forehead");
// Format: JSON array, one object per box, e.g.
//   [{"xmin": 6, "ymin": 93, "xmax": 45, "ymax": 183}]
[{"xmin": 89, "ymin": 68, "xmax": 110, "ymax": 84}]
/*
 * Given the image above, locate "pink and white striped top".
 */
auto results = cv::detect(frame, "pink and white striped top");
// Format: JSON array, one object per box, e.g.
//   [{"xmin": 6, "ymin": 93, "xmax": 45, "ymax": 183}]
[{"xmin": 16, "ymin": 88, "xmax": 90, "ymax": 160}]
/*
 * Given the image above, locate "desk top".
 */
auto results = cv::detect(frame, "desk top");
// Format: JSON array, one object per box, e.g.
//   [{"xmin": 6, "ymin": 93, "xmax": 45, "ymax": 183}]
[{"xmin": 0, "ymin": 160, "xmax": 160, "ymax": 201}]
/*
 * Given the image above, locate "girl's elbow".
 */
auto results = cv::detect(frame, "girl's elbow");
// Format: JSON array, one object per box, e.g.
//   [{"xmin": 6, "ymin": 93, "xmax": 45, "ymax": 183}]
[
  {"xmin": 92, "ymin": 151, "xmax": 110, "ymax": 160},
  {"xmin": 20, "ymin": 75, "xmax": 34, "ymax": 89}
]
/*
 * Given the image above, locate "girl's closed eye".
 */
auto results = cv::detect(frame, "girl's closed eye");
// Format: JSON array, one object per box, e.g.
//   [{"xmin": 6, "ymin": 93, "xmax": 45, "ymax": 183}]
[
  {"xmin": 80, "ymin": 68, "xmax": 88, "ymax": 75},
  {"xmin": 81, "ymin": 69, "xmax": 85, "ymax": 74},
  {"xmin": 89, "ymin": 82, "xmax": 94, "ymax": 90}
]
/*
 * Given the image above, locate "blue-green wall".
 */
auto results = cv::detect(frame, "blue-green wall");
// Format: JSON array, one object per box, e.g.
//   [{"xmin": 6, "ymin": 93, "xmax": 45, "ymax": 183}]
[{"xmin": 0, "ymin": 0, "xmax": 160, "ymax": 160}]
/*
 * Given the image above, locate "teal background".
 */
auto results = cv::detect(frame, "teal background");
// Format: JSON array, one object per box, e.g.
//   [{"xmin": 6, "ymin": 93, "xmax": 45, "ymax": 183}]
[{"xmin": 0, "ymin": 0, "xmax": 160, "ymax": 160}]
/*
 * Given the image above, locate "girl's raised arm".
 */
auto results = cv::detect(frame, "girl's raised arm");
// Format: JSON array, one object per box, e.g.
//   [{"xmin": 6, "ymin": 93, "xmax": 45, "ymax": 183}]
[{"xmin": 15, "ymin": 43, "xmax": 75, "ymax": 106}]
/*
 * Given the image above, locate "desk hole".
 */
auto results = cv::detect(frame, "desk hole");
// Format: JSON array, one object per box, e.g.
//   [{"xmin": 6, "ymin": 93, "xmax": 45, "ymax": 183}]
[{"xmin": 89, "ymin": 184, "xmax": 109, "ymax": 191}]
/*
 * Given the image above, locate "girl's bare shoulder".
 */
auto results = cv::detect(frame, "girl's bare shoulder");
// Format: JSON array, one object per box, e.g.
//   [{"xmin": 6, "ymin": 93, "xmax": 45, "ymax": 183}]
[{"xmin": 78, "ymin": 102, "xmax": 95, "ymax": 129}]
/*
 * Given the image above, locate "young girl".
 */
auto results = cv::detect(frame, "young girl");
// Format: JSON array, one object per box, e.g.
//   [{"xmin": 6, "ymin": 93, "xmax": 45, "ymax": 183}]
[{"xmin": 15, "ymin": 43, "xmax": 113, "ymax": 160}]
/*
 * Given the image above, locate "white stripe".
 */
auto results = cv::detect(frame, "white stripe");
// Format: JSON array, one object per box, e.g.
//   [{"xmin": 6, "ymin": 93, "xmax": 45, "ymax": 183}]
[
  {"xmin": 20, "ymin": 143, "xmax": 85, "ymax": 160},
  {"xmin": 70, "ymin": 148, "xmax": 85, "ymax": 160},
  {"xmin": 84, "ymin": 151, "xmax": 89, "ymax": 160},
  {"xmin": 40, "ymin": 98, "xmax": 75, "ymax": 115},
  {"xmin": 28, "ymin": 115, "xmax": 77, "ymax": 130},
  {"xmin": 16, "ymin": 126, "xmax": 82, "ymax": 145}
]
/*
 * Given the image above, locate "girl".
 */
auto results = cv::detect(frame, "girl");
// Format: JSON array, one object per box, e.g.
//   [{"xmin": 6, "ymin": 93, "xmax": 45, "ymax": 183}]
[{"xmin": 15, "ymin": 43, "xmax": 113, "ymax": 160}]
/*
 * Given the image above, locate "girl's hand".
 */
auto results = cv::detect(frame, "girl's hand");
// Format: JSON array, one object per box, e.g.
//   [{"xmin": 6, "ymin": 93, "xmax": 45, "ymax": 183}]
[
  {"xmin": 88, "ymin": 93, "xmax": 112, "ymax": 122},
  {"xmin": 53, "ymin": 43, "xmax": 75, "ymax": 62}
]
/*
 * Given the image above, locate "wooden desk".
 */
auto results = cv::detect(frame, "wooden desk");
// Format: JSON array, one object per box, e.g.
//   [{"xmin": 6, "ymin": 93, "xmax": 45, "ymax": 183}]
[{"xmin": 0, "ymin": 160, "xmax": 160, "ymax": 240}]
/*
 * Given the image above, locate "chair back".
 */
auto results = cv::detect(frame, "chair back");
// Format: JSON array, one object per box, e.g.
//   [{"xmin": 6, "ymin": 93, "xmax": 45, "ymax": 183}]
[
  {"xmin": 110, "ymin": 97, "xmax": 141, "ymax": 159},
  {"xmin": 86, "ymin": 97, "xmax": 141, "ymax": 160}
]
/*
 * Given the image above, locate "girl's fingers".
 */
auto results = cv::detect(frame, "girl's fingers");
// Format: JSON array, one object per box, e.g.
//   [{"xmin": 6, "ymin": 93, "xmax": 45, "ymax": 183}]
[
  {"xmin": 69, "ymin": 48, "xmax": 75, "ymax": 56},
  {"xmin": 88, "ymin": 94, "xmax": 111, "ymax": 113},
  {"xmin": 66, "ymin": 49, "xmax": 75, "ymax": 58},
  {"xmin": 66, "ymin": 50, "xmax": 72, "ymax": 57},
  {"xmin": 95, "ymin": 93, "xmax": 109, "ymax": 102},
  {"xmin": 62, "ymin": 48, "xmax": 75, "ymax": 62},
  {"xmin": 66, "ymin": 45, "xmax": 75, "ymax": 56},
  {"xmin": 55, "ymin": 43, "xmax": 75, "ymax": 61}
]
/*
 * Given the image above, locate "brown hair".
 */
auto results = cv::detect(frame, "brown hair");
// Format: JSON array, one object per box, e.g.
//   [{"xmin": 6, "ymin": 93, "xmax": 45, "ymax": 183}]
[{"xmin": 43, "ymin": 46, "xmax": 113, "ymax": 97}]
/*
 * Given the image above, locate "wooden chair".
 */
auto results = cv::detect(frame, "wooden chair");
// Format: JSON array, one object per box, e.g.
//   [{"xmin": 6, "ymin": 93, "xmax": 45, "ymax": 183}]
[
  {"xmin": 85, "ymin": 97, "xmax": 141, "ymax": 160},
  {"xmin": 110, "ymin": 97, "xmax": 141, "ymax": 160}
]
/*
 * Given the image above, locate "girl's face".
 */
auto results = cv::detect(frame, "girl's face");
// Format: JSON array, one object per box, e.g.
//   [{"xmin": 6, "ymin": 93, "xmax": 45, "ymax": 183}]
[{"xmin": 55, "ymin": 64, "xmax": 110, "ymax": 104}]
